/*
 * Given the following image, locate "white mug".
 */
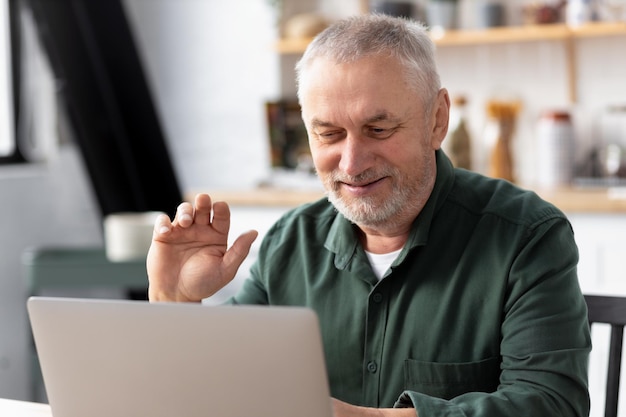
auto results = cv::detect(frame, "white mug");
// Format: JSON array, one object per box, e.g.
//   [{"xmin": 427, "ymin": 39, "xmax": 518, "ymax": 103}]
[{"xmin": 103, "ymin": 211, "xmax": 165, "ymax": 262}]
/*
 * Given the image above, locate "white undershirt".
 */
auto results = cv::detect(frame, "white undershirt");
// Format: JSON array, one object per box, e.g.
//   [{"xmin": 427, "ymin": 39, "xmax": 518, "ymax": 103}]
[{"xmin": 365, "ymin": 249, "xmax": 402, "ymax": 280}]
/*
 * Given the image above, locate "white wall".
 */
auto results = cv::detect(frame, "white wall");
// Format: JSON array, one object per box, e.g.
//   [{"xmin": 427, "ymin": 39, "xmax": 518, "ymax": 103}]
[{"xmin": 123, "ymin": 0, "xmax": 279, "ymax": 192}]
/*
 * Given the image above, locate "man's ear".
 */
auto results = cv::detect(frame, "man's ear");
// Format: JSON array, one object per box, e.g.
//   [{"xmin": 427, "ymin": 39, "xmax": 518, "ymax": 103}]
[{"xmin": 430, "ymin": 88, "xmax": 451, "ymax": 150}]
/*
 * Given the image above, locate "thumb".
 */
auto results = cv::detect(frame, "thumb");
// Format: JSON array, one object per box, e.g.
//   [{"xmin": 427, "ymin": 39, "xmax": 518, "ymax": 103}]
[{"xmin": 222, "ymin": 230, "xmax": 259, "ymax": 277}]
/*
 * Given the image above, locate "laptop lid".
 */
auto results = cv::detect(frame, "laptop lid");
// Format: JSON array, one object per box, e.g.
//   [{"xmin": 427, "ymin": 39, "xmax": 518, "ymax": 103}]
[{"xmin": 27, "ymin": 296, "xmax": 333, "ymax": 417}]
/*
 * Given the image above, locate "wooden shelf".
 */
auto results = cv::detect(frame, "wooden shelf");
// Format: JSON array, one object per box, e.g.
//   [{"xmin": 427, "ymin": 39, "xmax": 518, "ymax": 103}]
[
  {"xmin": 433, "ymin": 22, "xmax": 626, "ymax": 46},
  {"xmin": 275, "ymin": 21, "xmax": 626, "ymax": 103},
  {"xmin": 569, "ymin": 21, "xmax": 626, "ymax": 38},
  {"xmin": 431, "ymin": 24, "xmax": 569, "ymax": 46},
  {"xmin": 275, "ymin": 22, "xmax": 626, "ymax": 53}
]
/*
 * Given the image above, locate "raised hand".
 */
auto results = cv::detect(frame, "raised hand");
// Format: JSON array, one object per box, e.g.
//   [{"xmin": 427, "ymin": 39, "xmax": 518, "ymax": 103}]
[{"xmin": 147, "ymin": 194, "xmax": 258, "ymax": 302}]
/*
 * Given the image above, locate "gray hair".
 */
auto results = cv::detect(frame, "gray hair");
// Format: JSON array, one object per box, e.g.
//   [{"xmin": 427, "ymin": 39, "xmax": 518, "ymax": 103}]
[{"xmin": 295, "ymin": 14, "xmax": 441, "ymax": 111}]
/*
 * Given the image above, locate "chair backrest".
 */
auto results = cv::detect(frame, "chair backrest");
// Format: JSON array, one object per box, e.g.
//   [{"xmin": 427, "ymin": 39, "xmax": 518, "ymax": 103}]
[{"xmin": 585, "ymin": 295, "xmax": 626, "ymax": 417}]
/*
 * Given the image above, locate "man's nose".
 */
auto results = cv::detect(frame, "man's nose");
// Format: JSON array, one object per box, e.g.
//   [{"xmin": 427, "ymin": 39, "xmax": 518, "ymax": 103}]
[{"xmin": 338, "ymin": 134, "xmax": 370, "ymax": 177}]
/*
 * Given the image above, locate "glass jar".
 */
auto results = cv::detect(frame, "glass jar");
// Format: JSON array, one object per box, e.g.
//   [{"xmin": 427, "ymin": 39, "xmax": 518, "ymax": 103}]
[
  {"xmin": 446, "ymin": 95, "xmax": 473, "ymax": 170},
  {"xmin": 535, "ymin": 110, "xmax": 575, "ymax": 188},
  {"xmin": 566, "ymin": 0, "xmax": 597, "ymax": 26}
]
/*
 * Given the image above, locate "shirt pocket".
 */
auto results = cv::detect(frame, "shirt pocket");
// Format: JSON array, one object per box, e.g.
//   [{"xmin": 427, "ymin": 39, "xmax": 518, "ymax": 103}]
[{"xmin": 403, "ymin": 356, "xmax": 500, "ymax": 400}]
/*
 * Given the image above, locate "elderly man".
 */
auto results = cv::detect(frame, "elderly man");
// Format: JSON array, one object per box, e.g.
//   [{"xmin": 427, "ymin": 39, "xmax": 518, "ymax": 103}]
[{"xmin": 147, "ymin": 14, "xmax": 590, "ymax": 417}]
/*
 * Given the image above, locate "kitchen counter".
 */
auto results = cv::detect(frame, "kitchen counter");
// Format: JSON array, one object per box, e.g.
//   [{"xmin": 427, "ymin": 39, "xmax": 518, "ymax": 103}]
[
  {"xmin": 534, "ymin": 186, "xmax": 626, "ymax": 213},
  {"xmin": 188, "ymin": 186, "xmax": 626, "ymax": 214}
]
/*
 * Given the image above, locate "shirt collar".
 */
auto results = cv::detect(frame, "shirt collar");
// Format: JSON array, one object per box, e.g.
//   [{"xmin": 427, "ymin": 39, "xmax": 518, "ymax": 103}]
[{"xmin": 402, "ymin": 149, "xmax": 455, "ymax": 251}]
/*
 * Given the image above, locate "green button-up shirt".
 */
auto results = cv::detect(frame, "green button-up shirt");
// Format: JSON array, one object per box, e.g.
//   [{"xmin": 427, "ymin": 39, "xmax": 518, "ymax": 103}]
[{"xmin": 230, "ymin": 151, "xmax": 590, "ymax": 417}]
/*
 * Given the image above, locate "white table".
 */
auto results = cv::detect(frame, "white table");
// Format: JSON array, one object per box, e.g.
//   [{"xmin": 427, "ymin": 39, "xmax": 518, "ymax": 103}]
[{"xmin": 0, "ymin": 398, "xmax": 51, "ymax": 416}]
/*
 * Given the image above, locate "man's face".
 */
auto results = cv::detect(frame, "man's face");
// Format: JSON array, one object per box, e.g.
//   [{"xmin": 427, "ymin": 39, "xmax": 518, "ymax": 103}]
[{"xmin": 300, "ymin": 55, "xmax": 447, "ymax": 230}]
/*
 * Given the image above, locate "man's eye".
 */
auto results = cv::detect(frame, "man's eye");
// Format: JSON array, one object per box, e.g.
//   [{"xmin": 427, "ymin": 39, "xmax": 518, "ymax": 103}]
[
  {"xmin": 317, "ymin": 130, "xmax": 343, "ymax": 141},
  {"xmin": 367, "ymin": 126, "xmax": 395, "ymax": 139}
]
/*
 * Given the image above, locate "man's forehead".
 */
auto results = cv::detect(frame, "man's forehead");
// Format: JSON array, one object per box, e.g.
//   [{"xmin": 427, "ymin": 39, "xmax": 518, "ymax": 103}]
[{"xmin": 300, "ymin": 55, "xmax": 406, "ymax": 88}]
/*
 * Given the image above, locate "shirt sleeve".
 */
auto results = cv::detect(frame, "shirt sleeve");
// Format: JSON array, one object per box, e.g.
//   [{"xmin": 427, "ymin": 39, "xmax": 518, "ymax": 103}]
[{"xmin": 394, "ymin": 217, "xmax": 591, "ymax": 417}]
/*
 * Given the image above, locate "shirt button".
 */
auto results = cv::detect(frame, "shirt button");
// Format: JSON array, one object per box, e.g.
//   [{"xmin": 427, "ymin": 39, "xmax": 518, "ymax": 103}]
[
  {"xmin": 367, "ymin": 361, "xmax": 378, "ymax": 373},
  {"xmin": 372, "ymin": 293, "xmax": 383, "ymax": 303}
]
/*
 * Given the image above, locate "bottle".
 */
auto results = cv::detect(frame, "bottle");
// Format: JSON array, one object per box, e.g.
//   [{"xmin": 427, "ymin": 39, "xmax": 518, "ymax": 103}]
[
  {"xmin": 536, "ymin": 110, "xmax": 575, "ymax": 188},
  {"xmin": 446, "ymin": 96, "xmax": 473, "ymax": 170},
  {"xmin": 566, "ymin": 0, "xmax": 596, "ymax": 26},
  {"xmin": 486, "ymin": 100, "xmax": 520, "ymax": 183}
]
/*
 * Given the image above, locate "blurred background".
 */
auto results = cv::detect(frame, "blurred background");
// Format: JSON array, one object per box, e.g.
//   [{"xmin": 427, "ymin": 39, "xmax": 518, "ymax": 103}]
[{"xmin": 1, "ymin": 0, "xmax": 625, "ymax": 415}]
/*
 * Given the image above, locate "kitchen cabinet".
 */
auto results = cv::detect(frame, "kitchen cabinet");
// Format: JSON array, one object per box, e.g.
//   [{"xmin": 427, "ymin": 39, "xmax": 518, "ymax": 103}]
[
  {"xmin": 275, "ymin": 21, "xmax": 626, "ymax": 102},
  {"xmin": 570, "ymin": 213, "xmax": 626, "ymax": 295}
]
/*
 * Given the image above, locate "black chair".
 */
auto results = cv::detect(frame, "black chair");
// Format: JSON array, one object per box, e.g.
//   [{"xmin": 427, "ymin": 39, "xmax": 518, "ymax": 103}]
[{"xmin": 585, "ymin": 294, "xmax": 626, "ymax": 417}]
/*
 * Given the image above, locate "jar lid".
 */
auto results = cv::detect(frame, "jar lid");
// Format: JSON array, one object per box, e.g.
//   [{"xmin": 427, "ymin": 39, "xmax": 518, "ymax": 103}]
[{"xmin": 541, "ymin": 110, "xmax": 571, "ymax": 121}]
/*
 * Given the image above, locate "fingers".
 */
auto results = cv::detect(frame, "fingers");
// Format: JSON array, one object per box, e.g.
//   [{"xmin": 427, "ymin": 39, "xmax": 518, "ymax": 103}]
[
  {"xmin": 173, "ymin": 194, "xmax": 213, "ymax": 228},
  {"xmin": 223, "ymin": 230, "xmax": 259, "ymax": 276},
  {"xmin": 193, "ymin": 194, "xmax": 213, "ymax": 226},
  {"xmin": 178, "ymin": 194, "xmax": 232, "ymax": 237},
  {"xmin": 153, "ymin": 213, "xmax": 173, "ymax": 236},
  {"xmin": 211, "ymin": 201, "xmax": 231, "ymax": 235},
  {"xmin": 175, "ymin": 201, "xmax": 194, "ymax": 227},
  {"xmin": 159, "ymin": 193, "xmax": 235, "ymax": 238}
]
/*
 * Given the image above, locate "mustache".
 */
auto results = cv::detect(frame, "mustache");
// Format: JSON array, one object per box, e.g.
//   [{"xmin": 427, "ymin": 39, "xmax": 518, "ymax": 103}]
[{"xmin": 328, "ymin": 168, "xmax": 396, "ymax": 185}]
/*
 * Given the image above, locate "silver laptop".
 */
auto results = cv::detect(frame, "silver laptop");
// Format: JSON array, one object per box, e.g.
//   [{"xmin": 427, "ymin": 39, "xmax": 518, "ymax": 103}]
[{"xmin": 27, "ymin": 296, "xmax": 333, "ymax": 417}]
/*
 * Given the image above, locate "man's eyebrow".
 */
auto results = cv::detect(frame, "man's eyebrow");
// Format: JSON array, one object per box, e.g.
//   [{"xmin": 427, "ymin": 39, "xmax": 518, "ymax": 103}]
[
  {"xmin": 310, "ymin": 112, "xmax": 399, "ymax": 129},
  {"xmin": 310, "ymin": 118, "xmax": 336, "ymax": 129}
]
